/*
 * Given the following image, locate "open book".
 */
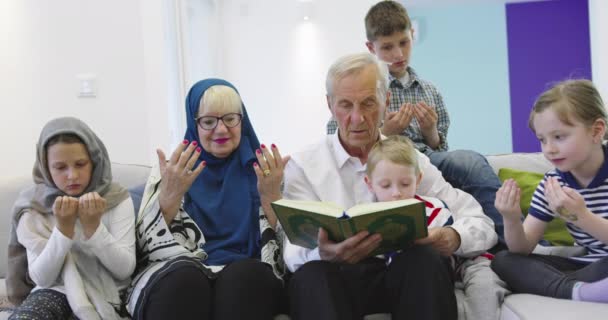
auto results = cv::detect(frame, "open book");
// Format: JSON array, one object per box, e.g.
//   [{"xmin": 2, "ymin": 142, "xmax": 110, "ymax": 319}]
[{"xmin": 271, "ymin": 198, "xmax": 428, "ymax": 255}]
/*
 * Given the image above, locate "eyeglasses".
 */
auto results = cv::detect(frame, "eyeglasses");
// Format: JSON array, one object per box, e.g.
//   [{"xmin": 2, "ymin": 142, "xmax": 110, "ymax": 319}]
[{"xmin": 195, "ymin": 113, "xmax": 243, "ymax": 130}]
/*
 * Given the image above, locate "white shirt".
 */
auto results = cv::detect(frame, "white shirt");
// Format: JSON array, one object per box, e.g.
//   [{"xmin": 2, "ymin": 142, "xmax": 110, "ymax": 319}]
[
  {"xmin": 282, "ymin": 133, "xmax": 497, "ymax": 272},
  {"xmin": 17, "ymin": 197, "xmax": 136, "ymax": 293}
]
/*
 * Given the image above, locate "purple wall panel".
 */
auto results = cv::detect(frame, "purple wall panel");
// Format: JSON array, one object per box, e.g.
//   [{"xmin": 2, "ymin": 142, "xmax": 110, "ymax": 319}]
[{"xmin": 506, "ymin": 0, "xmax": 591, "ymax": 152}]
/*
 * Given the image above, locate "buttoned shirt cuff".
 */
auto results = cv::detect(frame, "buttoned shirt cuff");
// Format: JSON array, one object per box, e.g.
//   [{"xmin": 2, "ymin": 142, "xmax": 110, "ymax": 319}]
[
  {"xmin": 309, "ymin": 247, "xmax": 321, "ymax": 261},
  {"xmin": 449, "ymin": 223, "xmax": 488, "ymax": 257}
]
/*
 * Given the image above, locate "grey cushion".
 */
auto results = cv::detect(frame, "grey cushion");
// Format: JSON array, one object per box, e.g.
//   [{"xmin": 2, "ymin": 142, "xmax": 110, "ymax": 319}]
[{"xmin": 128, "ymin": 183, "xmax": 146, "ymax": 214}]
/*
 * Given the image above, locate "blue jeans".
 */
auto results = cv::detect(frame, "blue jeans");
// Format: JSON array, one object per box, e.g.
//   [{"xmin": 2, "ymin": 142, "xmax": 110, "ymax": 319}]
[{"xmin": 425, "ymin": 149, "xmax": 505, "ymax": 245}]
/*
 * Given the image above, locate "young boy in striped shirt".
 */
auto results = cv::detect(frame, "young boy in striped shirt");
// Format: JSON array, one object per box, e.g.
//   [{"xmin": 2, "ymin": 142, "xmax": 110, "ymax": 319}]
[
  {"xmin": 364, "ymin": 135, "xmax": 453, "ymax": 234},
  {"xmin": 365, "ymin": 135, "xmax": 509, "ymax": 318}
]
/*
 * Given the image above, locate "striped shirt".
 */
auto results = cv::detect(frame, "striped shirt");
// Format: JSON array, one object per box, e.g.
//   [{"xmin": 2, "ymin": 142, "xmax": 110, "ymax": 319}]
[
  {"xmin": 415, "ymin": 194, "xmax": 454, "ymax": 228},
  {"xmin": 326, "ymin": 67, "xmax": 450, "ymax": 152},
  {"xmin": 529, "ymin": 150, "xmax": 608, "ymax": 263},
  {"xmin": 383, "ymin": 194, "xmax": 453, "ymax": 264}
]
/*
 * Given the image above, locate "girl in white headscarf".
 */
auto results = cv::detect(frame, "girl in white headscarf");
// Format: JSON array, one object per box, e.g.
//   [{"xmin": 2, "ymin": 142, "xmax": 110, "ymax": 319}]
[{"xmin": 7, "ymin": 117, "xmax": 136, "ymax": 320}]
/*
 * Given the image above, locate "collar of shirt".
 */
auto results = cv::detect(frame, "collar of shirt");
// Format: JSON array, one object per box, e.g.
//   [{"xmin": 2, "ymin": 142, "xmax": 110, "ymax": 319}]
[
  {"xmin": 399, "ymin": 72, "xmax": 410, "ymax": 85},
  {"xmin": 330, "ymin": 131, "xmax": 356, "ymax": 169},
  {"xmin": 330, "ymin": 132, "xmax": 387, "ymax": 170},
  {"xmin": 389, "ymin": 66, "xmax": 419, "ymax": 89}
]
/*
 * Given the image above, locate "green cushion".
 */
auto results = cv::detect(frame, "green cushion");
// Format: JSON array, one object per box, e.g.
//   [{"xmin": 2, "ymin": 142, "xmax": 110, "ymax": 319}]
[{"xmin": 497, "ymin": 168, "xmax": 574, "ymax": 246}]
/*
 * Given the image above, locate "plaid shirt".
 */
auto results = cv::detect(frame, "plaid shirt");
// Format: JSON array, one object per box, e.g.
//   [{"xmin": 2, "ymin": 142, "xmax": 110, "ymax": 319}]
[{"xmin": 326, "ymin": 67, "xmax": 450, "ymax": 152}]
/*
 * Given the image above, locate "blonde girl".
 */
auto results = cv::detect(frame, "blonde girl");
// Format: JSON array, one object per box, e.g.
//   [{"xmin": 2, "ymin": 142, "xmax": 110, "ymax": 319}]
[{"xmin": 492, "ymin": 79, "xmax": 608, "ymax": 303}]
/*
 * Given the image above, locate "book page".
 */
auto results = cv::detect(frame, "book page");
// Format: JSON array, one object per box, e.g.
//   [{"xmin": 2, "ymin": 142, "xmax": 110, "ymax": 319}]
[
  {"xmin": 271, "ymin": 199, "xmax": 345, "ymax": 249},
  {"xmin": 272, "ymin": 199, "xmax": 344, "ymax": 217},
  {"xmin": 347, "ymin": 198, "xmax": 421, "ymax": 217},
  {"xmin": 348, "ymin": 201, "xmax": 428, "ymax": 255}
]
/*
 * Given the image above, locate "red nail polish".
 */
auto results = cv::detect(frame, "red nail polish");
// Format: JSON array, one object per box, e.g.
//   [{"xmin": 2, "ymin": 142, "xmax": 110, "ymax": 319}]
[
  {"xmin": 183, "ymin": 139, "xmax": 189, "ymax": 145},
  {"xmin": 192, "ymin": 141, "xmax": 198, "ymax": 146},
  {"xmin": 256, "ymin": 149, "xmax": 261, "ymax": 154},
  {"xmin": 202, "ymin": 161, "xmax": 206, "ymax": 166},
  {"xmin": 196, "ymin": 147, "xmax": 201, "ymax": 153},
  {"xmin": 261, "ymin": 144, "xmax": 266, "ymax": 149},
  {"xmin": 271, "ymin": 143, "xmax": 276, "ymax": 149},
  {"xmin": 253, "ymin": 162, "xmax": 258, "ymax": 167}
]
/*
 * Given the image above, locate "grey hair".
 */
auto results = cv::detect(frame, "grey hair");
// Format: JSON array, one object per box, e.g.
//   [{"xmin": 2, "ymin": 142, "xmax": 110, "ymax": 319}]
[{"xmin": 325, "ymin": 52, "xmax": 389, "ymax": 105}]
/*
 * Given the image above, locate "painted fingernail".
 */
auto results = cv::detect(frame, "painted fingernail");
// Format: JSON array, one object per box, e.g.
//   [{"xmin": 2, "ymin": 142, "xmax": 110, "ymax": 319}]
[
  {"xmin": 256, "ymin": 149, "xmax": 261, "ymax": 154},
  {"xmin": 202, "ymin": 161, "xmax": 206, "ymax": 166},
  {"xmin": 261, "ymin": 144, "xmax": 266, "ymax": 149},
  {"xmin": 271, "ymin": 143, "xmax": 276, "ymax": 149},
  {"xmin": 192, "ymin": 141, "xmax": 198, "ymax": 146},
  {"xmin": 196, "ymin": 147, "xmax": 201, "ymax": 153},
  {"xmin": 253, "ymin": 162, "xmax": 259, "ymax": 167},
  {"xmin": 183, "ymin": 139, "xmax": 189, "ymax": 145}
]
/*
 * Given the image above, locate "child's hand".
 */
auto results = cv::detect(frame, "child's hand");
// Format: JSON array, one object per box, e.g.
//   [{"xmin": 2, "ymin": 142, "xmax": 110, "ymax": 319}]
[
  {"xmin": 412, "ymin": 101, "xmax": 438, "ymax": 134},
  {"xmin": 382, "ymin": 103, "xmax": 414, "ymax": 136},
  {"xmin": 495, "ymin": 179, "xmax": 523, "ymax": 221},
  {"xmin": 544, "ymin": 177, "xmax": 588, "ymax": 222},
  {"xmin": 53, "ymin": 196, "xmax": 79, "ymax": 238},
  {"xmin": 78, "ymin": 192, "xmax": 107, "ymax": 239}
]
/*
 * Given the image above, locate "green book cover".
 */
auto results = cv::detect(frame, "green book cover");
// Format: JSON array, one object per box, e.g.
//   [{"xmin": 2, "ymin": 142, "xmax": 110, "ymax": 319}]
[{"xmin": 271, "ymin": 199, "xmax": 428, "ymax": 254}]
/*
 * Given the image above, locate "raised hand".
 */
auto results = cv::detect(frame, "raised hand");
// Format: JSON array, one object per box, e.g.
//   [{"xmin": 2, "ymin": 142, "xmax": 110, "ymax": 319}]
[
  {"xmin": 382, "ymin": 103, "xmax": 414, "ymax": 136},
  {"xmin": 412, "ymin": 102, "xmax": 440, "ymax": 148},
  {"xmin": 78, "ymin": 192, "xmax": 107, "ymax": 239},
  {"xmin": 495, "ymin": 179, "xmax": 523, "ymax": 221},
  {"xmin": 544, "ymin": 177, "xmax": 589, "ymax": 222},
  {"xmin": 53, "ymin": 196, "xmax": 79, "ymax": 239},
  {"xmin": 415, "ymin": 227, "xmax": 461, "ymax": 256},
  {"xmin": 253, "ymin": 143, "xmax": 290, "ymax": 228},
  {"xmin": 157, "ymin": 140, "xmax": 206, "ymax": 223},
  {"xmin": 317, "ymin": 228, "xmax": 382, "ymax": 264}
]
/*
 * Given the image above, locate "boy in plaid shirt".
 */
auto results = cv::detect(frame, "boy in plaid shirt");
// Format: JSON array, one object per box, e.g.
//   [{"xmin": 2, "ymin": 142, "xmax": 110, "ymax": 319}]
[{"xmin": 327, "ymin": 0, "xmax": 505, "ymax": 248}]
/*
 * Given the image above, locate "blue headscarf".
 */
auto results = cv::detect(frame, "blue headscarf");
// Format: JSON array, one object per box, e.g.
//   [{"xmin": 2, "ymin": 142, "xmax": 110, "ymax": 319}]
[{"xmin": 183, "ymin": 79, "xmax": 261, "ymax": 266}]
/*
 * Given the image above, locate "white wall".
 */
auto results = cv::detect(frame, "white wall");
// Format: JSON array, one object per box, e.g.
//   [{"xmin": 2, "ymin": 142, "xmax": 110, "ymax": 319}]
[
  {"xmin": 2, "ymin": 0, "xmax": 606, "ymax": 182},
  {"xmin": 216, "ymin": 0, "xmax": 603, "ymax": 156},
  {"xmin": 0, "ymin": 0, "xmax": 173, "ymax": 180},
  {"xmin": 219, "ymin": 0, "xmax": 377, "ymax": 155},
  {"xmin": 589, "ymin": 0, "xmax": 608, "ymax": 102}
]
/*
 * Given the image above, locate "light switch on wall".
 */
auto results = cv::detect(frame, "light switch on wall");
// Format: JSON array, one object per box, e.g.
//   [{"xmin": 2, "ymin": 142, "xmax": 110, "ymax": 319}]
[{"xmin": 77, "ymin": 73, "xmax": 97, "ymax": 98}]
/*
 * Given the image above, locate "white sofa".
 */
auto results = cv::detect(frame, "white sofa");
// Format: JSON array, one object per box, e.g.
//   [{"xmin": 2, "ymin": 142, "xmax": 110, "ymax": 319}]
[{"xmin": 1, "ymin": 155, "xmax": 606, "ymax": 319}]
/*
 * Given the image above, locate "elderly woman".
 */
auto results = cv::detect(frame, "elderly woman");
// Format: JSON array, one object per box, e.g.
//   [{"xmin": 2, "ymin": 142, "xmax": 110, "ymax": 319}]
[{"xmin": 126, "ymin": 79, "xmax": 287, "ymax": 320}]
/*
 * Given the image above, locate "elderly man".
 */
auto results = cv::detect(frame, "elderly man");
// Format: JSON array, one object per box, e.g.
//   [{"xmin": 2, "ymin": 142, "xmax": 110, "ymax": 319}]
[{"xmin": 283, "ymin": 53, "xmax": 497, "ymax": 320}]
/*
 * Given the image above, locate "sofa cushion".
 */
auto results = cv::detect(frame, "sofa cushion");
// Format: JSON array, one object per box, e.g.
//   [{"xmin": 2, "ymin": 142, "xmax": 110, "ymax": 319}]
[
  {"xmin": 497, "ymin": 168, "xmax": 574, "ymax": 246},
  {"xmin": 0, "ymin": 176, "xmax": 31, "ymax": 279},
  {"xmin": 486, "ymin": 153, "xmax": 551, "ymax": 175},
  {"xmin": 111, "ymin": 163, "xmax": 151, "ymax": 190},
  {"xmin": 129, "ymin": 184, "xmax": 146, "ymax": 214}
]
